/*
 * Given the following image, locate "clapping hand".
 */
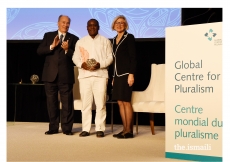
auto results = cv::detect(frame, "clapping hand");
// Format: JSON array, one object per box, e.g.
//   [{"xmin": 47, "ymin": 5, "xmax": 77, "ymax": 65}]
[
  {"xmin": 51, "ymin": 35, "xmax": 60, "ymax": 49},
  {"xmin": 61, "ymin": 40, "xmax": 69, "ymax": 52}
]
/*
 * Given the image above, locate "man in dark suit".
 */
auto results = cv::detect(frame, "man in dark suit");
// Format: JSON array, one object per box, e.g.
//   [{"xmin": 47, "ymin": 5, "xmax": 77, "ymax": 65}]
[{"xmin": 37, "ymin": 15, "xmax": 79, "ymax": 135}]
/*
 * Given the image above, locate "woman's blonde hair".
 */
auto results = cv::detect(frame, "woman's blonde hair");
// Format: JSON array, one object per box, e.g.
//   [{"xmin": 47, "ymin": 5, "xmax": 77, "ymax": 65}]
[{"xmin": 111, "ymin": 15, "xmax": 129, "ymax": 31}]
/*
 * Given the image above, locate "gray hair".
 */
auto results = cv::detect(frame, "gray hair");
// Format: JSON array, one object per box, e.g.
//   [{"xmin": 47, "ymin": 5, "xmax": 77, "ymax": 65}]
[{"xmin": 58, "ymin": 15, "xmax": 71, "ymax": 23}]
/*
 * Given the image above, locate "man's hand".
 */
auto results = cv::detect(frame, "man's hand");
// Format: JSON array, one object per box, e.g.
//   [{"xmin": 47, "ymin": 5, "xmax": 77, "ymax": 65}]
[
  {"xmin": 81, "ymin": 62, "xmax": 91, "ymax": 70},
  {"xmin": 81, "ymin": 62, "xmax": 100, "ymax": 71},
  {"xmin": 89, "ymin": 62, "xmax": 100, "ymax": 71},
  {"xmin": 51, "ymin": 35, "xmax": 60, "ymax": 49},
  {"xmin": 61, "ymin": 40, "xmax": 69, "ymax": 52}
]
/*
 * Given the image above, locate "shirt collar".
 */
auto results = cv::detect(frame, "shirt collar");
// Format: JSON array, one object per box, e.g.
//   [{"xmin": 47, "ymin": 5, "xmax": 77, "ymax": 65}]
[
  {"xmin": 88, "ymin": 34, "xmax": 99, "ymax": 39},
  {"xmin": 58, "ymin": 31, "xmax": 66, "ymax": 37}
]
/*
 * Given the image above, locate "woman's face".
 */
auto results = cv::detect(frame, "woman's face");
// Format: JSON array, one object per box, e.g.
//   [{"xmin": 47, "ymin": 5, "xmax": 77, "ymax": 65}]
[{"xmin": 114, "ymin": 18, "xmax": 126, "ymax": 33}]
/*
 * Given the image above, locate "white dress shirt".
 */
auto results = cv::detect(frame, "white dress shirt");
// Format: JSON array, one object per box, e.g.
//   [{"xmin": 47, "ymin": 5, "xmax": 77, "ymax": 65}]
[
  {"xmin": 58, "ymin": 31, "xmax": 66, "ymax": 41},
  {"xmin": 72, "ymin": 34, "xmax": 113, "ymax": 79}
]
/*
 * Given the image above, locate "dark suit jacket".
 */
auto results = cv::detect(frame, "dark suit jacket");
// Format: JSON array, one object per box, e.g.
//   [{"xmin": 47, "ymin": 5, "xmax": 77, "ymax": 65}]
[
  {"xmin": 37, "ymin": 31, "xmax": 79, "ymax": 83},
  {"xmin": 112, "ymin": 31, "xmax": 137, "ymax": 77}
]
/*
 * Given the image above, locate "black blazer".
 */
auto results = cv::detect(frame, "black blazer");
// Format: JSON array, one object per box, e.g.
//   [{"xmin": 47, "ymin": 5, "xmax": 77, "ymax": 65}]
[
  {"xmin": 37, "ymin": 31, "xmax": 79, "ymax": 83},
  {"xmin": 112, "ymin": 31, "xmax": 137, "ymax": 77}
]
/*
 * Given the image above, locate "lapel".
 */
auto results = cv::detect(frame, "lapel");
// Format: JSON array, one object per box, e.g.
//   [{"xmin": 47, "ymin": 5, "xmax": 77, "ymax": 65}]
[
  {"xmin": 113, "ymin": 31, "xmax": 129, "ymax": 56},
  {"xmin": 115, "ymin": 31, "xmax": 128, "ymax": 46}
]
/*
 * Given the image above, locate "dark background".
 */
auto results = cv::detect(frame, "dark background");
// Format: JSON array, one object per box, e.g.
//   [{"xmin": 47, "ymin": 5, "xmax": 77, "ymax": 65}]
[{"xmin": 7, "ymin": 8, "xmax": 222, "ymax": 126}]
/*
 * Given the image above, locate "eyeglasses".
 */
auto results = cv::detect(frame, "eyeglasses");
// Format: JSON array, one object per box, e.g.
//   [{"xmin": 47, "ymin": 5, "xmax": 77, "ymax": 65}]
[{"xmin": 115, "ymin": 22, "xmax": 125, "ymax": 25}]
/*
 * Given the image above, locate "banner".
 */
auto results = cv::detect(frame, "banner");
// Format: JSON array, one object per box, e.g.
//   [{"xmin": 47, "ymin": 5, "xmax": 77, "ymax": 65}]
[{"xmin": 165, "ymin": 22, "xmax": 222, "ymax": 161}]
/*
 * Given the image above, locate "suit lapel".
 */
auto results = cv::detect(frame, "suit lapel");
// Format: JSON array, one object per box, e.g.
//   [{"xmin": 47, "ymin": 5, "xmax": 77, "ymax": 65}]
[
  {"xmin": 113, "ymin": 31, "xmax": 128, "ymax": 56},
  {"xmin": 115, "ymin": 31, "xmax": 127, "ymax": 46},
  {"xmin": 122, "ymin": 31, "xmax": 128, "ymax": 43}
]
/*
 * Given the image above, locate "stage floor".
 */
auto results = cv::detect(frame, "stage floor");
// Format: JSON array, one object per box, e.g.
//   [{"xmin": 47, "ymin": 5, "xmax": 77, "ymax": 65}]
[{"xmin": 7, "ymin": 122, "xmax": 187, "ymax": 162}]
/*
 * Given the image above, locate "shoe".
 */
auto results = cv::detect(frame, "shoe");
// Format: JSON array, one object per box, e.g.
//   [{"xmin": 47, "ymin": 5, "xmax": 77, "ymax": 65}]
[
  {"xmin": 117, "ymin": 132, "xmax": 134, "ymax": 139},
  {"xmin": 79, "ymin": 131, "xmax": 90, "ymax": 137},
  {"xmin": 113, "ymin": 131, "xmax": 123, "ymax": 138},
  {"xmin": 63, "ymin": 131, "xmax": 73, "ymax": 135},
  {"xmin": 45, "ymin": 130, "xmax": 58, "ymax": 135},
  {"xmin": 96, "ymin": 131, "xmax": 104, "ymax": 138}
]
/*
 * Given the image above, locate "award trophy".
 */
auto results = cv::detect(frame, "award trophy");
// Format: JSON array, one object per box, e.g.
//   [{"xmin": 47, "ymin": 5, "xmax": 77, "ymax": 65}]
[
  {"xmin": 79, "ymin": 46, "xmax": 97, "ymax": 70},
  {"xmin": 30, "ymin": 74, "xmax": 39, "ymax": 84},
  {"xmin": 86, "ymin": 58, "xmax": 97, "ymax": 70}
]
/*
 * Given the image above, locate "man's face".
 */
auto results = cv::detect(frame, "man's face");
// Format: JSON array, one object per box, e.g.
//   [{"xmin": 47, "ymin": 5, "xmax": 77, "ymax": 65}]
[
  {"xmin": 58, "ymin": 16, "xmax": 70, "ymax": 33},
  {"xmin": 87, "ymin": 20, "xmax": 99, "ymax": 38}
]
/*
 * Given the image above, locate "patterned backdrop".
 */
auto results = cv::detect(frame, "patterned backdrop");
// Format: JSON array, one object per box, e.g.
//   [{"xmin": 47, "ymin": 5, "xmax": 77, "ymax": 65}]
[{"xmin": 7, "ymin": 8, "xmax": 181, "ymax": 39}]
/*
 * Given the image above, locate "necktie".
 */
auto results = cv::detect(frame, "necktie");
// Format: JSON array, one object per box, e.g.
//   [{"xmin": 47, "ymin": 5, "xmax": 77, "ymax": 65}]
[{"xmin": 60, "ymin": 34, "xmax": 63, "ymax": 44}]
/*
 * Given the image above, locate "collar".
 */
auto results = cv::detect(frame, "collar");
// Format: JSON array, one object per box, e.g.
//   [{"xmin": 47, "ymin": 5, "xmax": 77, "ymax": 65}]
[
  {"xmin": 88, "ymin": 34, "xmax": 99, "ymax": 39},
  {"xmin": 114, "ymin": 31, "xmax": 128, "ymax": 39},
  {"xmin": 58, "ymin": 30, "xmax": 66, "ymax": 37},
  {"xmin": 123, "ymin": 31, "xmax": 128, "ymax": 37}
]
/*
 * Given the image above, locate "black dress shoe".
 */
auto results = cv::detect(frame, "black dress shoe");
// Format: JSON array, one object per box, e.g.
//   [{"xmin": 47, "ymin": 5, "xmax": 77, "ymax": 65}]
[
  {"xmin": 63, "ymin": 131, "xmax": 73, "ymax": 135},
  {"xmin": 113, "ymin": 131, "xmax": 123, "ymax": 138},
  {"xmin": 45, "ymin": 130, "xmax": 58, "ymax": 135},
  {"xmin": 79, "ymin": 131, "xmax": 90, "ymax": 137},
  {"xmin": 117, "ymin": 132, "xmax": 134, "ymax": 139},
  {"xmin": 96, "ymin": 131, "xmax": 104, "ymax": 138}
]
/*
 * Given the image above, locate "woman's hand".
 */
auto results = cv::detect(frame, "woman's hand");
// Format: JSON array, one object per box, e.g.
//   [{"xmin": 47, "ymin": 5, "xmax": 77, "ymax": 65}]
[
  {"xmin": 112, "ymin": 78, "xmax": 114, "ymax": 86},
  {"xmin": 128, "ymin": 74, "xmax": 134, "ymax": 87}
]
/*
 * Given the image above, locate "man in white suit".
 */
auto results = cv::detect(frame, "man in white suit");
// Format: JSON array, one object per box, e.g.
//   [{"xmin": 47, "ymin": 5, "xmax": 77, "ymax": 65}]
[{"xmin": 72, "ymin": 19, "xmax": 113, "ymax": 137}]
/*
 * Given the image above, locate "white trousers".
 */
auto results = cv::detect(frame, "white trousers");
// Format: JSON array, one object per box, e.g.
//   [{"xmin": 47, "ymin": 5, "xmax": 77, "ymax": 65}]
[{"xmin": 79, "ymin": 77, "xmax": 107, "ymax": 132}]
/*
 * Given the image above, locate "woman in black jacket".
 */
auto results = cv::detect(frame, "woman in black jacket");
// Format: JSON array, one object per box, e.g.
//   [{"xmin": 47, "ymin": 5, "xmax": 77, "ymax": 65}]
[{"xmin": 111, "ymin": 15, "xmax": 137, "ymax": 139}]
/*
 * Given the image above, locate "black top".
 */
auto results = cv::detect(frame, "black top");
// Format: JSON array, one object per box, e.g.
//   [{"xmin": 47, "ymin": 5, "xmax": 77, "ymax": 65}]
[{"xmin": 112, "ymin": 31, "xmax": 137, "ymax": 77}]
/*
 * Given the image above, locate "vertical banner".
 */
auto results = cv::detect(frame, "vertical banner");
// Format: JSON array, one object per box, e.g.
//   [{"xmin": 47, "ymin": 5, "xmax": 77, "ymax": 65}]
[{"xmin": 165, "ymin": 22, "xmax": 222, "ymax": 161}]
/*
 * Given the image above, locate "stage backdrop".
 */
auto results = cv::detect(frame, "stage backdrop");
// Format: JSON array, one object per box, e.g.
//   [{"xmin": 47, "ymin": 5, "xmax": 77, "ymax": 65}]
[
  {"xmin": 7, "ymin": 8, "xmax": 181, "ymax": 39},
  {"xmin": 165, "ymin": 22, "xmax": 222, "ymax": 161}
]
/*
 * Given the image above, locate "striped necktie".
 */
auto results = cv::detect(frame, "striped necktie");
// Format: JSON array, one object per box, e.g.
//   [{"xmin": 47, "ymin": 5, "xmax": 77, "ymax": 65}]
[{"xmin": 60, "ymin": 34, "xmax": 63, "ymax": 44}]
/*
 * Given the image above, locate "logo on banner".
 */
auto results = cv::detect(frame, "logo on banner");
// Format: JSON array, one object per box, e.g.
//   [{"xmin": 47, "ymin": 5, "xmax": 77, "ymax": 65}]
[
  {"xmin": 204, "ymin": 29, "xmax": 216, "ymax": 41},
  {"xmin": 204, "ymin": 28, "xmax": 222, "ymax": 46}
]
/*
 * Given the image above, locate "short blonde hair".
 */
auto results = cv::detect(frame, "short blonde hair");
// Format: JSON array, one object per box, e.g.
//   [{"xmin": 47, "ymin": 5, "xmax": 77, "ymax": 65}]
[{"xmin": 111, "ymin": 15, "xmax": 129, "ymax": 31}]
